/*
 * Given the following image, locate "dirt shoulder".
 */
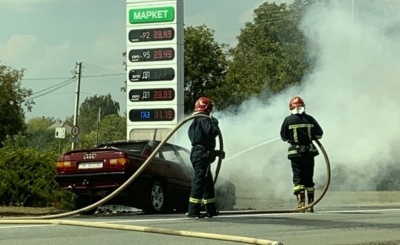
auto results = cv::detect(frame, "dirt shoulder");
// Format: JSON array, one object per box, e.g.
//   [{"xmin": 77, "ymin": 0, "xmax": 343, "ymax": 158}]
[{"xmin": 0, "ymin": 206, "xmax": 65, "ymax": 217}]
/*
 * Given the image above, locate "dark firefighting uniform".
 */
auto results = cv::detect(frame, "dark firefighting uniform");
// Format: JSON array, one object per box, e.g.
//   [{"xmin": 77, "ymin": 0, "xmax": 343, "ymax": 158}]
[
  {"xmin": 187, "ymin": 114, "xmax": 220, "ymax": 217},
  {"xmin": 280, "ymin": 113, "xmax": 323, "ymax": 197}
]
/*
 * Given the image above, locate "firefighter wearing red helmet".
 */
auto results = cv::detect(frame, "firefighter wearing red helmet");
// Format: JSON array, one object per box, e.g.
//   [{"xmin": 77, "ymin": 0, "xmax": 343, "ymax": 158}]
[
  {"xmin": 280, "ymin": 96, "xmax": 323, "ymax": 212},
  {"xmin": 186, "ymin": 96, "xmax": 224, "ymax": 218}
]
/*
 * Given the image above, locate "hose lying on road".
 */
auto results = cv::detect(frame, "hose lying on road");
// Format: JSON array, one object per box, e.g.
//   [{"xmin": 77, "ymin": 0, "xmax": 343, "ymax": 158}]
[{"xmin": 0, "ymin": 219, "xmax": 282, "ymax": 245}]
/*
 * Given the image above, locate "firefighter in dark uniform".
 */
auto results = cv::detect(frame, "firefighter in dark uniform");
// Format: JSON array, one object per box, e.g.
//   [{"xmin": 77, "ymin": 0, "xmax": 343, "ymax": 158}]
[
  {"xmin": 280, "ymin": 96, "xmax": 323, "ymax": 212},
  {"xmin": 186, "ymin": 96, "xmax": 224, "ymax": 218}
]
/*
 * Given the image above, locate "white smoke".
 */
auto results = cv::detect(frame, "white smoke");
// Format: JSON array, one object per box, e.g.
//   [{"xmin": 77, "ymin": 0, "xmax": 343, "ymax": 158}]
[
  {"xmin": 175, "ymin": 0, "xmax": 400, "ymax": 208},
  {"xmin": 299, "ymin": 0, "xmax": 400, "ymax": 191}
]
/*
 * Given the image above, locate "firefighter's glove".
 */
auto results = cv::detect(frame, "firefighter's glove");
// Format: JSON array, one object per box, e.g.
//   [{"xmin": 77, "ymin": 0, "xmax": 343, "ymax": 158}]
[
  {"xmin": 215, "ymin": 150, "xmax": 225, "ymax": 159},
  {"xmin": 210, "ymin": 117, "xmax": 219, "ymax": 126}
]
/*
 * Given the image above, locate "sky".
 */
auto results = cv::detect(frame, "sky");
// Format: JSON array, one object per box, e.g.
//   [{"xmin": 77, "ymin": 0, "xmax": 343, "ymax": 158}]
[
  {"xmin": 3, "ymin": 0, "xmax": 400, "ymax": 206},
  {"xmin": 0, "ymin": 0, "xmax": 288, "ymax": 120}
]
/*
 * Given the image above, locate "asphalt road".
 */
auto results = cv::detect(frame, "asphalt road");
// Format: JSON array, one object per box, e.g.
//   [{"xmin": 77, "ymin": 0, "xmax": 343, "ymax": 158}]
[{"xmin": 0, "ymin": 204, "xmax": 399, "ymax": 245}]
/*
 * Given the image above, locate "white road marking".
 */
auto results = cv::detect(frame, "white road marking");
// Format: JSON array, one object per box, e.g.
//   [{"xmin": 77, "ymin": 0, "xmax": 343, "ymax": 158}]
[{"xmin": 0, "ymin": 224, "xmax": 52, "ymax": 229}]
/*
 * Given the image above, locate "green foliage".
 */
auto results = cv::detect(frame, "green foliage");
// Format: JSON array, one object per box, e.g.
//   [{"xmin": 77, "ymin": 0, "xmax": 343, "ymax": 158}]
[
  {"xmin": 78, "ymin": 94, "xmax": 120, "ymax": 134},
  {"xmin": 0, "ymin": 147, "xmax": 73, "ymax": 209},
  {"xmin": 97, "ymin": 114, "xmax": 127, "ymax": 143},
  {"xmin": 2, "ymin": 117, "xmax": 62, "ymax": 153},
  {"xmin": 26, "ymin": 117, "xmax": 56, "ymax": 132},
  {"xmin": 78, "ymin": 114, "xmax": 127, "ymax": 148},
  {"xmin": 0, "ymin": 64, "xmax": 34, "ymax": 147},
  {"xmin": 184, "ymin": 25, "xmax": 229, "ymax": 113},
  {"xmin": 224, "ymin": 2, "xmax": 315, "ymax": 109}
]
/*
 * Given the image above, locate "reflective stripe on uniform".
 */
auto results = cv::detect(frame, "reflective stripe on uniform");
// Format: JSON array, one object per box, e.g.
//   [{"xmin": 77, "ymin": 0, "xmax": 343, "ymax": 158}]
[
  {"xmin": 293, "ymin": 185, "xmax": 305, "ymax": 192},
  {"xmin": 306, "ymin": 187, "xmax": 315, "ymax": 193},
  {"xmin": 202, "ymin": 198, "xmax": 215, "ymax": 204},
  {"xmin": 288, "ymin": 124, "xmax": 314, "ymax": 142},
  {"xmin": 189, "ymin": 197, "xmax": 202, "ymax": 204}
]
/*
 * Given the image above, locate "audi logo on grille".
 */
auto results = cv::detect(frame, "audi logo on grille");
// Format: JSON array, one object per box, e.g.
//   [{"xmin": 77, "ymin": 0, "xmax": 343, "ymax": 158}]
[{"xmin": 83, "ymin": 153, "xmax": 97, "ymax": 160}]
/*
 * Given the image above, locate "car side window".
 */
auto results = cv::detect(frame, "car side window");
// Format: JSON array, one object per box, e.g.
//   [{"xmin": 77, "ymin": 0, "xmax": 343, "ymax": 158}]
[
  {"xmin": 176, "ymin": 148, "xmax": 191, "ymax": 167},
  {"xmin": 160, "ymin": 145, "xmax": 179, "ymax": 162}
]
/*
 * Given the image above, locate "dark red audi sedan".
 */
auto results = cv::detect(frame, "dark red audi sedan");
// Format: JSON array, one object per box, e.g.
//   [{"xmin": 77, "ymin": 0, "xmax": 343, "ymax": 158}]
[{"xmin": 55, "ymin": 140, "xmax": 236, "ymax": 214}]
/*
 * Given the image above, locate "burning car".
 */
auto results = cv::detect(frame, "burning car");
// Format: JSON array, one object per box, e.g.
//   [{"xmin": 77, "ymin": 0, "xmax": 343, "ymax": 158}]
[{"xmin": 55, "ymin": 140, "xmax": 236, "ymax": 214}]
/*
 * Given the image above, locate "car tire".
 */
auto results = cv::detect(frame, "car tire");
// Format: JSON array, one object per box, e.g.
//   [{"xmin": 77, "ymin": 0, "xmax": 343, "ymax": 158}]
[
  {"xmin": 74, "ymin": 195, "xmax": 97, "ymax": 215},
  {"xmin": 144, "ymin": 180, "xmax": 167, "ymax": 214}
]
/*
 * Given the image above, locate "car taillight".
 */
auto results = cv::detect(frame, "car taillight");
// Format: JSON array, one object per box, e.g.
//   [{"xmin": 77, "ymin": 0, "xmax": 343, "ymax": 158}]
[
  {"xmin": 109, "ymin": 157, "xmax": 128, "ymax": 166},
  {"xmin": 57, "ymin": 161, "xmax": 72, "ymax": 168}
]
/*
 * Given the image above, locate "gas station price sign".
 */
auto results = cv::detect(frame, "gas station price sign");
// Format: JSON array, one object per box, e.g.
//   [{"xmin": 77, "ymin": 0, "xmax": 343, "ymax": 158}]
[
  {"xmin": 129, "ymin": 108, "xmax": 175, "ymax": 122},
  {"xmin": 126, "ymin": 0, "xmax": 183, "ymax": 134},
  {"xmin": 129, "ymin": 48, "xmax": 175, "ymax": 62},
  {"xmin": 129, "ymin": 88, "xmax": 175, "ymax": 102},
  {"xmin": 129, "ymin": 27, "xmax": 175, "ymax": 42},
  {"xmin": 129, "ymin": 68, "xmax": 174, "ymax": 82}
]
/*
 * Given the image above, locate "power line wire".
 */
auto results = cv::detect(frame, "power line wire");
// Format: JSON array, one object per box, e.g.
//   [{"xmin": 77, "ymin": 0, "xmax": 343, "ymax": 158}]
[
  {"xmin": 82, "ymin": 62, "xmax": 124, "ymax": 74},
  {"xmin": 30, "ymin": 77, "xmax": 76, "ymax": 96},
  {"xmin": 23, "ymin": 76, "xmax": 73, "ymax": 81},
  {"xmin": 24, "ymin": 63, "xmax": 125, "ymax": 100},
  {"xmin": 29, "ymin": 78, "xmax": 76, "ymax": 99}
]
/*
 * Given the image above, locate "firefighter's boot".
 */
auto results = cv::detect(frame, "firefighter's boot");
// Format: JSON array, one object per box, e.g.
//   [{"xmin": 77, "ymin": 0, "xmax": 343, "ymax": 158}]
[
  {"xmin": 295, "ymin": 192, "xmax": 305, "ymax": 212},
  {"xmin": 307, "ymin": 192, "xmax": 315, "ymax": 213}
]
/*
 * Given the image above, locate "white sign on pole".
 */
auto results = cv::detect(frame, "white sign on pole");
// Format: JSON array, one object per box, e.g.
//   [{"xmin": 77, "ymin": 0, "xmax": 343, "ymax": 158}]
[
  {"xmin": 55, "ymin": 127, "xmax": 66, "ymax": 139},
  {"xmin": 126, "ymin": 0, "xmax": 184, "ymax": 140}
]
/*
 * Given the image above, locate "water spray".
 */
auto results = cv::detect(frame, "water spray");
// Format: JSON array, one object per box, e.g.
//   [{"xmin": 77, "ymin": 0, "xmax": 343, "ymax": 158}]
[{"xmin": 224, "ymin": 137, "xmax": 281, "ymax": 162}]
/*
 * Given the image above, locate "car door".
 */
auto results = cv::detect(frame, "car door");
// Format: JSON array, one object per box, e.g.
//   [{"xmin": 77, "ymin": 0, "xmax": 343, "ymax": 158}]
[{"xmin": 159, "ymin": 144, "xmax": 192, "ymax": 200}]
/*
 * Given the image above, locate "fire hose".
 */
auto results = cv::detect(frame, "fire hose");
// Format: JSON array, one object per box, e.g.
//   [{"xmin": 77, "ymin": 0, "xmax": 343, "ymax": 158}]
[
  {"xmin": 219, "ymin": 138, "xmax": 330, "ymax": 215},
  {"xmin": 0, "ymin": 113, "xmax": 330, "ymax": 245}
]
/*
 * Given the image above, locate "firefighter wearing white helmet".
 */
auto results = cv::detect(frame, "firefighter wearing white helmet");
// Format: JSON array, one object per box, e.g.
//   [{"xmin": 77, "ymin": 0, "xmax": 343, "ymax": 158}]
[
  {"xmin": 186, "ymin": 96, "xmax": 225, "ymax": 218},
  {"xmin": 280, "ymin": 96, "xmax": 323, "ymax": 212}
]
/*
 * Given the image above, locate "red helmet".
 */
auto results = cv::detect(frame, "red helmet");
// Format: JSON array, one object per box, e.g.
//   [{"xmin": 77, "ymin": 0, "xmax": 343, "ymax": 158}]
[
  {"xmin": 194, "ymin": 97, "xmax": 213, "ymax": 114},
  {"xmin": 289, "ymin": 96, "xmax": 305, "ymax": 110}
]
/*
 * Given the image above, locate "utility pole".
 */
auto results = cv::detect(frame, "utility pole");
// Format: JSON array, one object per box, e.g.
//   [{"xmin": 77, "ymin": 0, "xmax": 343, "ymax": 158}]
[
  {"xmin": 96, "ymin": 107, "xmax": 101, "ymax": 146},
  {"xmin": 71, "ymin": 62, "xmax": 82, "ymax": 150},
  {"xmin": 351, "ymin": 0, "xmax": 355, "ymax": 28}
]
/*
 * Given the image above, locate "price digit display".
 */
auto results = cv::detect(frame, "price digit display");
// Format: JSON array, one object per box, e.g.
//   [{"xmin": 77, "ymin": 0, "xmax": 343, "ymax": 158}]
[
  {"xmin": 129, "ymin": 48, "xmax": 175, "ymax": 62},
  {"xmin": 128, "ymin": 27, "xmax": 175, "ymax": 42},
  {"xmin": 129, "ymin": 88, "xmax": 175, "ymax": 102},
  {"xmin": 129, "ymin": 108, "xmax": 175, "ymax": 122},
  {"xmin": 129, "ymin": 68, "xmax": 175, "ymax": 82}
]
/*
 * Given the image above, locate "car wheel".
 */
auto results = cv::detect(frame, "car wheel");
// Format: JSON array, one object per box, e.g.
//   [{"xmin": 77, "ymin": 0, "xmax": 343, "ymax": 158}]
[
  {"xmin": 144, "ymin": 180, "xmax": 167, "ymax": 214},
  {"xmin": 74, "ymin": 195, "xmax": 97, "ymax": 215}
]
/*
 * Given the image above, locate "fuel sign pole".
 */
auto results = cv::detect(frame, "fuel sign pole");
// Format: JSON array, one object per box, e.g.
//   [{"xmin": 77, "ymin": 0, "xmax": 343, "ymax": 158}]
[{"xmin": 126, "ymin": 0, "xmax": 184, "ymax": 141}]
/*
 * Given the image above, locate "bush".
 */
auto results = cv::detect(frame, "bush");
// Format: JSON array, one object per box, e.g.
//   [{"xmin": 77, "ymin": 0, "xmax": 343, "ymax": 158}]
[{"xmin": 0, "ymin": 147, "xmax": 74, "ymax": 209}]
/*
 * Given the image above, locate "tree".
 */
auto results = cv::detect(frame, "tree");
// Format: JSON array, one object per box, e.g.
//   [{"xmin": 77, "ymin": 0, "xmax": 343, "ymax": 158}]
[
  {"xmin": 0, "ymin": 64, "xmax": 34, "ymax": 147},
  {"xmin": 183, "ymin": 25, "xmax": 229, "ymax": 113},
  {"xmin": 225, "ymin": 2, "xmax": 314, "ymax": 108},
  {"xmin": 78, "ymin": 114, "xmax": 126, "ymax": 148},
  {"xmin": 78, "ymin": 94, "xmax": 120, "ymax": 134},
  {"xmin": 3, "ymin": 117, "xmax": 61, "ymax": 152}
]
